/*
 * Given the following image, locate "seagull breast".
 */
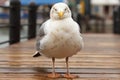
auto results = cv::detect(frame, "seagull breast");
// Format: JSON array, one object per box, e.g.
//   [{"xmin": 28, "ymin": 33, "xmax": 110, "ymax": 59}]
[{"xmin": 40, "ymin": 18, "xmax": 83, "ymax": 58}]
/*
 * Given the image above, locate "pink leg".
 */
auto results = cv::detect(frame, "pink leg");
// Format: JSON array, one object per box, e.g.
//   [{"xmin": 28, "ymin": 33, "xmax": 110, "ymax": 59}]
[
  {"xmin": 47, "ymin": 57, "xmax": 61, "ymax": 78},
  {"xmin": 64, "ymin": 57, "xmax": 79, "ymax": 79}
]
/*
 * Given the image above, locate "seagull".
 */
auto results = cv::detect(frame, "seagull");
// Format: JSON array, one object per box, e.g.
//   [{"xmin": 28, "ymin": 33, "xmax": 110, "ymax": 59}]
[{"xmin": 33, "ymin": 2, "xmax": 83, "ymax": 79}]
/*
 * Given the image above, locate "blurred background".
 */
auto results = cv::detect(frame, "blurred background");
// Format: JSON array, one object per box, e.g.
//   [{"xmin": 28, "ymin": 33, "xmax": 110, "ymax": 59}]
[{"xmin": 0, "ymin": 0, "xmax": 120, "ymax": 47}]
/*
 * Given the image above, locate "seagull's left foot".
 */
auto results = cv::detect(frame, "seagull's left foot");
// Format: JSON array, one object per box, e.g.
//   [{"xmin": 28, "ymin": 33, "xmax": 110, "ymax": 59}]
[
  {"xmin": 64, "ymin": 74, "xmax": 79, "ymax": 79},
  {"xmin": 47, "ymin": 73, "xmax": 62, "ymax": 78}
]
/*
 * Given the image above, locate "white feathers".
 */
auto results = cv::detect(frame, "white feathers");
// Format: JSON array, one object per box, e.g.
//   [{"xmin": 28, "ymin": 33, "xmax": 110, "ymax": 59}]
[{"xmin": 36, "ymin": 3, "xmax": 83, "ymax": 58}]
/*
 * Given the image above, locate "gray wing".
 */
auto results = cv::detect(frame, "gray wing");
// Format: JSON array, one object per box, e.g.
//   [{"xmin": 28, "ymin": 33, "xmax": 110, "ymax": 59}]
[
  {"xmin": 33, "ymin": 22, "xmax": 46, "ymax": 57},
  {"xmin": 36, "ymin": 22, "xmax": 46, "ymax": 51},
  {"xmin": 77, "ymin": 23, "xmax": 84, "ymax": 50}
]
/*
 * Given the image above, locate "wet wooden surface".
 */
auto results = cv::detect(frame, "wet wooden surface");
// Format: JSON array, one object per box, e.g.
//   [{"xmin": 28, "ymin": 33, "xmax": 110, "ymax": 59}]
[{"xmin": 0, "ymin": 34, "xmax": 120, "ymax": 80}]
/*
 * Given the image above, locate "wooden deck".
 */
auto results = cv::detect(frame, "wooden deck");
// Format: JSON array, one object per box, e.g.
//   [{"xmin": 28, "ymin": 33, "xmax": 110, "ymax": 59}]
[{"xmin": 0, "ymin": 34, "xmax": 120, "ymax": 80}]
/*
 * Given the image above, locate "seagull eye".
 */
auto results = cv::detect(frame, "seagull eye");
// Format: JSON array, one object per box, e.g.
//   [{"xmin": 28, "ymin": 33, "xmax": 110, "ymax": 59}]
[
  {"xmin": 65, "ymin": 8, "xmax": 68, "ymax": 11},
  {"xmin": 54, "ymin": 8, "xmax": 57, "ymax": 12}
]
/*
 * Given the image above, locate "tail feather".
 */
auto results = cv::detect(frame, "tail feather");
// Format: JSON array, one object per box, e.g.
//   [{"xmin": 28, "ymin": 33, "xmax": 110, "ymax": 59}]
[{"xmin": 33, "ymin": 51, "xmax": 41, "ymax": 57}]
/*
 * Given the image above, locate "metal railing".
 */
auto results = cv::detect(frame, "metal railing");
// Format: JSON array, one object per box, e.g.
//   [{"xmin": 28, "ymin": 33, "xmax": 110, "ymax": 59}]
[{"xmin": 0, "ymin": 0, "xmax": 42, "ymax": 45}]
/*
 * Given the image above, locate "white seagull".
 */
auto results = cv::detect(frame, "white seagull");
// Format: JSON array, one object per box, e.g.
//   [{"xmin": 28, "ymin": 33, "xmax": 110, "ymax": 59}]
[{"xmin": 33, "ymin": 2, "xmax": 83, "ymax": 79}]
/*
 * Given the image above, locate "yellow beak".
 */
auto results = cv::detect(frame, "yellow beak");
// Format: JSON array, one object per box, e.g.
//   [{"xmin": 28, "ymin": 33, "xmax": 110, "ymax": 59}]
[{"xmin": 58, "ymin": 11, "xmax": 64, "ymax": 18}]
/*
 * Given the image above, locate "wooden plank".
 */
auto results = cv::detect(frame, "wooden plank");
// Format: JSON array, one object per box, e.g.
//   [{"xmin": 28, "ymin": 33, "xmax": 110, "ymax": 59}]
[
  {"xmin": 0, "ymin": 73, "xmax": 120, "ymax": 80},
  {"xmin": 1, "ymin": 68, "xmax": 120, "ymax": 74},
  {"xmin": 0, "ymin": 34, "xmax": 120, "ymax": 80}
]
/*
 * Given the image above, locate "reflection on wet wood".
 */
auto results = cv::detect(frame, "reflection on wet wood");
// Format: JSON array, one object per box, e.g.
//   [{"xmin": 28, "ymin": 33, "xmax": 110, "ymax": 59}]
[{"xmin": 0, "ymin": 34, "xmax": 120, "ymax": 80}]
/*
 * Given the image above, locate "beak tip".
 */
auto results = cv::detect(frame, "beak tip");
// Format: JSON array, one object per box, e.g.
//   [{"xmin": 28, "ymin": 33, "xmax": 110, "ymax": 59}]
[{"xmin": 58, "ymin": 12, "xmax": 64, "ymax": 18}]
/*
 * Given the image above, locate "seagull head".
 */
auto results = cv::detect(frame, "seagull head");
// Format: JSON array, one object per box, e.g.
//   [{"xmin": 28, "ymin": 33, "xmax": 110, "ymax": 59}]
[{"xmin": 50, "ymin": 3, "xmax": 72, "ymax": 20}]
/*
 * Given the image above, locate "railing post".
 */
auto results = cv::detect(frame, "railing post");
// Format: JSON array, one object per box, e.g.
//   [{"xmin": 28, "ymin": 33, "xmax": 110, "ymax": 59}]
[
  {"xmin": 9, "ymin": 0, "xmax": 21, "ymax": 44},
  {"xmin": 113, "ymin": 6, "xmax": 120, "ymax": 34},
  {"xmin": 28, "ymin": 2, "xmax": 38, "ymax": 39}
]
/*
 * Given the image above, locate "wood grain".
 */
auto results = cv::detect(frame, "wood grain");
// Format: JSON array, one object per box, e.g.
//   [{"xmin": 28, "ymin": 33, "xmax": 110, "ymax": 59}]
[{"xmin": 0, "ymin": 34, "xmax": 120, "ymax": 80}]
